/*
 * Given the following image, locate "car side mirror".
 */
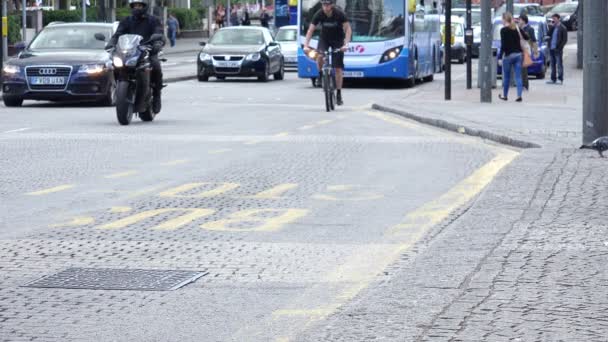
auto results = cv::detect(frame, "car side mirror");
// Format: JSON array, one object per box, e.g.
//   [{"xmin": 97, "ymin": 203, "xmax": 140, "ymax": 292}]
[
  {"xmin": 199, "ymin": 41, "xmax": 206, "ymax": 47},
  {"xmin": 94, "ymin": 33, "xmax": 106, "ymax": 41}
]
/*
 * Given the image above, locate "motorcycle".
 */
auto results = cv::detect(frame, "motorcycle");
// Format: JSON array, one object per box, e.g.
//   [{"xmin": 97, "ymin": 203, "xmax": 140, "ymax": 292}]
[{"xmin": 107, "ymin": 33, "xmax": 165, "ymax": 125}]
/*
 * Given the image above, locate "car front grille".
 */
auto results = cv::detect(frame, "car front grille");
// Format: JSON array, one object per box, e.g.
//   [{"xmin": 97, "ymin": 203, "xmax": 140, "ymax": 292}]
[
  {"xmin": 214, "ymin": 67, "xmax": 241, "ymax": 74},
  {"xmin": 25, "ymin": 66, "xmax": 72, "ymax": 91},
  {"xmin": 212, "ymin": 56, "xmax": 244, "ymax": 61}
]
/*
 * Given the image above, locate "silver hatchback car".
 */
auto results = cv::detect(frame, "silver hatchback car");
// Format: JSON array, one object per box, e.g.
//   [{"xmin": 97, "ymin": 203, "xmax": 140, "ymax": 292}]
[{"xmin": 275, "ymin": 25, "xmax": 298, "ymax": 70}]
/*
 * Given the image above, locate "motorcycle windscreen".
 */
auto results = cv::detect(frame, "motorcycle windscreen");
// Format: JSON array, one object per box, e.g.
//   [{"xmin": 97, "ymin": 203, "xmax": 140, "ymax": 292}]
[{"xmin": 117, "ymin": 34, "xmax": 144, "ymax": 51}]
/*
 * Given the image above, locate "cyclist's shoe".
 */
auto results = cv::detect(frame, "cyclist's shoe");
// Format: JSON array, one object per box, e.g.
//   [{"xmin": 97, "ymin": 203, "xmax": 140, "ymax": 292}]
[{"xmin": 336, "ymin": 93, "xmax": 343, "ymax": 106}]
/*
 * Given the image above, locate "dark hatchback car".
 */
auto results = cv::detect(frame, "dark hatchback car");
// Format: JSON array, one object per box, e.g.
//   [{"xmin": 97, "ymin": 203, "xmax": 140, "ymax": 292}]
[
  {"xmin": 2, "ymin": 22, "xmax": 117, "ymax": 107},
  {"xmin": 545, "ymin": 2, "xmax": 579, "ymax": 31},
  {"xmin": 197, "ymin": 26, "xmax": 284, "ymax": 82}
]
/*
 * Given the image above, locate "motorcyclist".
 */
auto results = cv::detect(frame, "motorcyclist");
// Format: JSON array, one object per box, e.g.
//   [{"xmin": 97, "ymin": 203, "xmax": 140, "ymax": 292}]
[{"xmin": 107, "ymin": 0, "xmax": 165, "ymax": 114}]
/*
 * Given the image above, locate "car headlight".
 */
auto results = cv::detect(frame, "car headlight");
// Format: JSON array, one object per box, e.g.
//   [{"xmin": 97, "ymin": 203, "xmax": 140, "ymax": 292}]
[
  {"xmin": 78, "ymin": 64, "xmax": 105, "ymax": 74},
  {"xmin": 112, "ymin": 56, "xmax": 123, "ymax": 68},
  {"xmin": 199, "ymin": 53, "xmax": 211, "ymax": 62},
  {"xmin": 380, "ymin": 46, "xmax": 402, "ymax": 63},
  {"xmin": 3, "ymin": 64, "xmax": 20, "ymax": 74},
  {"xmin": 246, "ymin": 53, "xmax": 261, "ymax": 61}
]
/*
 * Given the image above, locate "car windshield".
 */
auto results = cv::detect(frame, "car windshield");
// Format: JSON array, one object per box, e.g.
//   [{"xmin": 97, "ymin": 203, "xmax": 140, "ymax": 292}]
[
  {"xmin": 210, "ymin": 29, "xmax": 265, "ymax": 45},
  {"xmin": 451, "ymin": 9, "xmax": 481, "ymax": 26},
  {"xmin": 495, "ymin": 5, "xmax": 533, "ymax": 18},
  {"xmin": 300, "ymin": 0, "xmax": 405, "ymax": 42},
  {"xmin": 29, "ymin": 26, "xmax": 112, "ymax": 50},
  {"xmin": 550, "ymin": 3, "xmax": 578, "ymax": 14},
  {"xmin": 276, "ymin": 28, "xmax": 297, "ymax": 42},
  {"xmin": 442, "ymin": 23, "xmax": 464, "ymax": 37}
]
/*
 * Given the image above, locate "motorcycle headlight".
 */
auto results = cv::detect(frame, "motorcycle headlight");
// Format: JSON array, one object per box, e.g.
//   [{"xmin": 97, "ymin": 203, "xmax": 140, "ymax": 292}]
[
  {"xmin": 246, "ymin": 53, "xmax": 261, "ymax": 61},
  {"xmin": 199, "ymin": 53, "xmax": 211, "ymax": 62},
  {"xmin": 3, "ymin": 64, "xmax": 20, "ymax": 74},
  {"xmin": 380, "ymin": 46, "xmax": 402, "ymax": 63},
  {"xmin": 78, "ymin": 64, "xmax": 105, "ymax": 74},
  {"xmin": 112, "ymin": 56, "xmax": 124, "ymax": 68}
]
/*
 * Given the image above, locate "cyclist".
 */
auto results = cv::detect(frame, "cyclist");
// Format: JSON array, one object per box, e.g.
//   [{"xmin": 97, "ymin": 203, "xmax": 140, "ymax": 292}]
[
  {"xmin": 107, "ymin": 0, "xmax": 165, "ymax": 114},
  {"xmin": 303, "ymin": 0, "xmax": 352, "ymax": 106}
]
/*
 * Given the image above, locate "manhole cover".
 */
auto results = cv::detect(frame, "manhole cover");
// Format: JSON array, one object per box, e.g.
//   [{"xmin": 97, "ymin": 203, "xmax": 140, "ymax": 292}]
[{"xmin": 23, "ymin": 268, "xmax": 208, "ymax": 291}]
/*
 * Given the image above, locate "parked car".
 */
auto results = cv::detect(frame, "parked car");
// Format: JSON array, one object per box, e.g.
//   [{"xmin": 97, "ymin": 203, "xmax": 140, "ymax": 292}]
[
  {"xmin": 1, "ymin": 22, "xmax": 117, "ymax": 107},
  {"xmin": 494, "ymin": 3, "xmax": 545, "ymax": 21},
  {"xmin": 275, "ymin": 25, "xmax": 298, "ymax": 70},
  {"xmin": 545, "ymin": 1, "xmax": 579, "ymax": 31},
  {"xmin": 451, "ymin": 7, "xmax": 482, "ymax": 58},
  {"xmin": 440, "ymin": 16, "xmax": 467, "ymax": 64},
  {"xmin": 197, "ymin": 26, "xmax": 285, "ymax": 82},
  {"xmin": 493, "ymin": 17, "xmax": 550, "ymax": 79}
]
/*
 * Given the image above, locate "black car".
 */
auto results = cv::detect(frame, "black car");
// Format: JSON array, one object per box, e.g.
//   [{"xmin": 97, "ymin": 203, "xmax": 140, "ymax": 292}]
[
  {"xmin": 197, "ymin": 26, "xmax": 284, "ymax": 82},
  {"xmin": 546, "ymin": 2, "xmax": 579, "ymax": 31},
  {"xmin": 2, "ymin": 22, "xmax": 117, "ymax": 107}
]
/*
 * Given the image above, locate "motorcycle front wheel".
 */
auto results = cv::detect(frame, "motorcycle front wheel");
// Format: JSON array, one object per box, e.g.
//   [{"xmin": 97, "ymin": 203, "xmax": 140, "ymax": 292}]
[{"xmin": 116, "ymin": 81, "xmax": 134, "ymax": 125}]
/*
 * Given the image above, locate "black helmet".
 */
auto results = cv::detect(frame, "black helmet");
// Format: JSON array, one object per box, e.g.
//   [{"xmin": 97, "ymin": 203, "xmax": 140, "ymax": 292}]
[{"xmin": 129, "ymin": 0, "xmax": 148, "ymax": 8}]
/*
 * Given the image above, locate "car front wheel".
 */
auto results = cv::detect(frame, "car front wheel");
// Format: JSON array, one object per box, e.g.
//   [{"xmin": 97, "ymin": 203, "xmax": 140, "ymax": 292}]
[
  {"xmin": 3, "ymin": 96, "xmax": 23, "ymax": 107},
  {"xmin": 258, "ymin": 61, "xmax": 270, "ymax": 82},
  {"xmin": 273, "ymin": 60, "xmax": 284, "ymax": 80}
]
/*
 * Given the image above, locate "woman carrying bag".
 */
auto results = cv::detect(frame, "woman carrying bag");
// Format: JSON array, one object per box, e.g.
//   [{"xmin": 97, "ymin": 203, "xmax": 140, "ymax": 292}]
[{"xmin": 498, "ymin": 12, "xmax": 530, "ymax": 102}]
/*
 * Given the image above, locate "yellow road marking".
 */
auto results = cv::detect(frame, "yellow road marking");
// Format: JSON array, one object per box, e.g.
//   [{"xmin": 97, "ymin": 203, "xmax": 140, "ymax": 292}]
[
  {"xmin": 316, "ymin": 119, "xmax": 333, "ymax": 125},
  {"xmin": 104, "ymin": 170, "xmax": 138, "ymax": 179},
  {"xmin": 26, "ymin": 184, "xmax": 74, "ymax": 196},
  {"xmin": 312, "ymin": 184, "xmax": 384, "ymax": 201},
  {"xmin": 201, "ymin": 208, "xmax": 309, "ymax": 232},
  {"xmin": 159, "ymin": 182, "xmax": 240, "ymax": 198},
  {"xmin": 274, "ymin": 132, "xmax": 290, "ymax": 137},
  {"xmin": 298, "ymin": 125, "xmax": 315, "ymax": 130},
  {"xmin": 97, "ymin": 208, "xmax": 215, "ymax": 230},
  {"xmin": 266, "ymin": 148, "xmax": 519, "ymax": 340},
  {"xmin": 244, "ymin": 183, "xmax": 299, "ymax": 199},
  {"xmin": 365, "ymin": 110, "xmax": 444, "ymax": 136},
  {"xmin": 161, "ymin": 159, "xmax": 190, "ymax": 166},
  {"xmin": 209, "ymin": 148, "xmax": 232, "ymax": 154},
  {"xmin": 50, "ymin": 216, "xmax": 95, "ymax": 228},
  {"xmin": 109, "ymin": 206, "xmax": 132, "ymax": 213}
]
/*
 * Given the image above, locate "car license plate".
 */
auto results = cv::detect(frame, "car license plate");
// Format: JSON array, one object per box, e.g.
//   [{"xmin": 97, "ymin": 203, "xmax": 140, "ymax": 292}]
[
  {"xmin": 214, "ymin": 61, "xmax": 240, "ymax": 68},
  {"xmin": 30, "ymin": 76, "xmax": 66, "ymax": 85},
  {"xmin": 343, "ymin": 71, "xmax": 364, "ymax": 78},
  {"xmin": 285, "ymin": 57, "xmax": 297, "ymax": 63}
]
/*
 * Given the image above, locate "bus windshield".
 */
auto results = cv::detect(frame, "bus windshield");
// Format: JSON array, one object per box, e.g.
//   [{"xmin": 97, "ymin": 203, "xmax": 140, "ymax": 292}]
[{"xmin": 300, "ymin": 0, "xmax": 405, "ymax": 42}]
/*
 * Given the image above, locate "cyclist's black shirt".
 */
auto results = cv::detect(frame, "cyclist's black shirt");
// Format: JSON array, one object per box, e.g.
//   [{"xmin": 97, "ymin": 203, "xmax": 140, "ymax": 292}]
[{"xmin": 312, "ymin": 7, "xmax": 349, "ymax": 45}]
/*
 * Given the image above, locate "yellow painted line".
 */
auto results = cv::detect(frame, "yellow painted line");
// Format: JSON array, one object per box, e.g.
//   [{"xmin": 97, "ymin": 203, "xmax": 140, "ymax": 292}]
[
  {"xmin": 209, "ymin": 148, "xmax": 232, "ymax": 154},
  {"xmin": 201, "ymin": 208, "xmax": 309, "ymax": 232},
  {"xmin": 267, "ymin": 148, "xmax": 520, "ymax": 340},
  {"xmin": 316, "ymin": 119, "xmax": 333, "ymax": 125},
  {"xmin": 104, "ymin": 170, "xmax": 138, "ymax": 179},
  {"xmin": 274, "ymin": 132, "xmax": 290, "ymax": 137},
  {"xmin": 50, "ymin": 216, "xmax": 95, "ymax": 228},
  {"xmin": 161, "ymin": 159, "xmax": 190, "ymax": 166},
  {"xmin": 109, "ymin": 206, "xmax": 132, "ymax": 213},
  {"xmin": 365, "ymin": 110, "xmax": 442, "ymax": 135},
  {"xmin": 97, "ymin": 208, "xmax": 215, "ymax": 230},
  {"xmin": 244, "ymin": 183, "xmax": 298, "ymax": 199},
  {"xmin": 26, "ymin": 184, "xmax": 75, "ymax": 196},
  {"xmin": 297, "ymin": 125, "xmax": 315, "ymax": 131},
  {"xmin": 311, "ymin": 184, "xmax": 384, "ymax": 201},
  {"xmin": 159, "ymin": 182, "xmax": 240, "ymax": 198}
]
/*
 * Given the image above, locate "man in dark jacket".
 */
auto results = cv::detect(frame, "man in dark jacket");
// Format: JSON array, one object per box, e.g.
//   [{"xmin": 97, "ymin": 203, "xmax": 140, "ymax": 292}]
[
  {"xmin": 547, "ymin": 13, "xmax": 568, "ymax": 85},
  {"xmin": 107, "ymin": 0, "xmax": 165, "ymax": 113},
  {"xmin": 519, "ymin": 14, "xmax": 536, "ymax": 90}
]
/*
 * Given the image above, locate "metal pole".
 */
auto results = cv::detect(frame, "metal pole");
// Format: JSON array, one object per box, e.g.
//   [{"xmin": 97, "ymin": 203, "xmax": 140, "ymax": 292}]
[
  {"xmin": 2, "ymin": 0, "xmax": 7, "ymax": 61},
  {"xmin": 82, "ymin": 0, "xmax": 86, "ymax": 22},
  {"xmin": 465, "ymin": 0, "xmax": 472, "ymax": 89},
  {"xmin": 445, "ymin": 0, "xmax": 451, "ymax": 100},
  {"xmin": 582, "ymin": 0, "xmax": 608, "ymax": 142},
  {"xmin": 480, "ymin": 0, "xmax": 492, "ymax": 103},
  {"xmin": 0, "ymin": 0, "xmax": 3, "ymax": 87},
  {"xmin": 577, "ymin": 0, "xmax": 583, "ymax": 69},
  {"xmin": 506, "ymin": 0, "xmax": 513, "ymax": 15},
  {"xmin": 21, "ymin": 0, "xmax": 26, "ymax": 43}
]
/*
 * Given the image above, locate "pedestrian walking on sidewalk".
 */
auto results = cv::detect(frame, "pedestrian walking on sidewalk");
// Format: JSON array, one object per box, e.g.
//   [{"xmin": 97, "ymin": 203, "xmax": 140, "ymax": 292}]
[
  {"xmin": 498, "ymin": 12, "xmax": 529, "ymax": 102},
  {"xmin": 519, "ymin": 14, "xmax": 536, "ymax": 91},
  {"xmin": 230, "ymin": 6, "xmax": 239, "ymax": 26},
  {"xmin": 546, "ymin": 13, "xmax": 568, "ymax": 85},
  {"xmin": 167, "ymin": 13, "xmax": 180, "ymax": 47}
]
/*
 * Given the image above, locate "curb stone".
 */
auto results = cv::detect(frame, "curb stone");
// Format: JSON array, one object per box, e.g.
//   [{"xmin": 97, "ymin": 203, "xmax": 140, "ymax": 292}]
[{"xmin": 372, "ymin": 103, "xmax": 542, "ymax": 149}]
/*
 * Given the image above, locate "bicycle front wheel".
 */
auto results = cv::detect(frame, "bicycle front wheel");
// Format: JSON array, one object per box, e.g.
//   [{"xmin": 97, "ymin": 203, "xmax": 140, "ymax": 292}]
[{"xmin": 323, "ymin": 73, "xmax": 332, "ymax": 112}]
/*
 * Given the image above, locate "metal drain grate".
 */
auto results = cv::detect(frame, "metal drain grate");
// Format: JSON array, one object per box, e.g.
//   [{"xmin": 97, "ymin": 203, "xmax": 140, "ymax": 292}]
[{"xmin": 23, "ymin": 268, "xmax": 208, "ymax": 291}]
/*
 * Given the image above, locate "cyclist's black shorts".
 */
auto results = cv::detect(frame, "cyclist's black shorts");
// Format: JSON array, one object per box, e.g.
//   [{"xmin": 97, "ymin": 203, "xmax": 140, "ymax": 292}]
[{"xmin": 317, "ymin": 39, "xmax": 345, "ymax": 69}]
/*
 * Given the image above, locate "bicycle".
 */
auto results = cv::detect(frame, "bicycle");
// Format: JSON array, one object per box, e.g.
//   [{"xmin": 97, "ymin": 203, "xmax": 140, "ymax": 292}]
[{"xmin": 320, "ymin": 47, "xmax": 337, "ymax": 112}]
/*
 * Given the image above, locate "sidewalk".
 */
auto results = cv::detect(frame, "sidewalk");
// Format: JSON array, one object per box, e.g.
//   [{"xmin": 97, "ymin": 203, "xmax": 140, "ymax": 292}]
[
  {"xmin": 296, "ymin": 50, "xmax": 608, "ymax": 340},
  {"xmin": 163, "ymin": 37, "xmax": 207, "ymax": 55}
]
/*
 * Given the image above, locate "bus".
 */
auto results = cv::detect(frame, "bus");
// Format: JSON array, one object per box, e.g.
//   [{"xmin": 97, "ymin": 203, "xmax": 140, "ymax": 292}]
[{"xmin": 297, "ymin": 0, "xmax": 442, "ymax": 86}]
